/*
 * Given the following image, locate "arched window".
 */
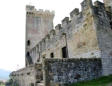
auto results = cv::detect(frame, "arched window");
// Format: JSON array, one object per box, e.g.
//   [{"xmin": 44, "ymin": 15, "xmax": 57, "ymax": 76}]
[
  {"xmin": 50, "ymin": 52, "xmax": 54, "ymax": 58},
  {"xmin": 26, "ymin": 52, "xmax": 33, "ymax": 64},
  {"xmin": 26, "ymin": 52, "xmax": 30, "ymax": 57},
  {"xmin": 27, "ymin": 40, "xmax": 30, "ymax": 46}
]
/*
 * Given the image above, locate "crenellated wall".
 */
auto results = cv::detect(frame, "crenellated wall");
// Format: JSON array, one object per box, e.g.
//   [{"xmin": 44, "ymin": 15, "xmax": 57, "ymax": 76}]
[
  {"xmin": 28, "ymin": 0, "xmax": 112, "ymax": 76},
  {"xmin": 29, "ymin": 0, "xmax": 101, "ymax": 64},
  {"xmin": 10, "ymin": 0, "xmax": 112, "ymax": 86}
]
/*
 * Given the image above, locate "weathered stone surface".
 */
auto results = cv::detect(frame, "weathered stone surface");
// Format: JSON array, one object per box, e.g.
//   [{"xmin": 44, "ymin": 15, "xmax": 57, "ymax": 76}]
[
  {"xmin": 10, "ymin": 64, "xmax": 42, "ymax": 86},
  {"xmin": 25, "ymin": 5, "xmax": 54, "ymax": 66},
  {"xmin": 10, "ymin": 0, "xmax": 112, "ymax": 86},
  {"xmin": 43, "ymin": 58, "xmax": 102, "ymax": 86}
]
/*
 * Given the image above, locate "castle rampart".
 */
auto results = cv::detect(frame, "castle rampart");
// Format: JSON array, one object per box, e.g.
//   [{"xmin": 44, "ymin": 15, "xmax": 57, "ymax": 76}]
[
  {"xmin": 27, "ymin": 0, "xmax": 112, "ymax": 76},
  {"xmin": 29, "ymin": 0, "xmax": 101, "ymax": 62},
  {"xmin": 43, "ymin": 58, "xmax": 102, "ymax": 86},
  {"xmin": 10, "ymin": 0, "xmax": 112, "ymax": 86}
]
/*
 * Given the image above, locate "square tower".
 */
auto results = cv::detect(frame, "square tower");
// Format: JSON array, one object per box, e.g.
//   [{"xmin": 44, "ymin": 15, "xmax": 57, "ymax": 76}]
[{"xmin": 25, "ymin": 5, "xmax": 54, "ymax": 66}]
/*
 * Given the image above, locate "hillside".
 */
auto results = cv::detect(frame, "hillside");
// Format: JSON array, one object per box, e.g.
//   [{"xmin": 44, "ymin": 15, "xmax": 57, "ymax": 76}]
[{"xmin": 69, "ymin": 75, "xmax": 112, "ymax": 86}]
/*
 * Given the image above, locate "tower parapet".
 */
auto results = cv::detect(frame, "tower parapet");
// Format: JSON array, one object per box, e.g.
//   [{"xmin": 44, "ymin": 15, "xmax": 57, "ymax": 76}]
[
  {"xmin": 26, "ymin": 5, "xmax": 54, "ymax": 17},
  {"xmin": 26, "ymin": 5, "xmax": 35, "ymax": 12}
]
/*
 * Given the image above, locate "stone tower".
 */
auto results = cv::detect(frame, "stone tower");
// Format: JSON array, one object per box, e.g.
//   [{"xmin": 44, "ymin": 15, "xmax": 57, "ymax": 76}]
[{"xmin": 25, "ymin": 5, "xmax": 54, "ymax": 66}]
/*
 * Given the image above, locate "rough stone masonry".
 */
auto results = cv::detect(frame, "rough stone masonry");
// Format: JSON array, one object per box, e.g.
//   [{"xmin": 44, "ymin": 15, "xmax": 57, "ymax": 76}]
[{"xmin": 10, "ymin": 0, "xmax": 112, "ymax": 86}]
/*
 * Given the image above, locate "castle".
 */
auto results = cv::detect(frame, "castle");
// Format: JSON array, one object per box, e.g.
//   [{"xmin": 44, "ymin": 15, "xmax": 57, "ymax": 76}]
[{"xmin": 10, "ymin": 0, "xmax": 112, "ymax": 86}]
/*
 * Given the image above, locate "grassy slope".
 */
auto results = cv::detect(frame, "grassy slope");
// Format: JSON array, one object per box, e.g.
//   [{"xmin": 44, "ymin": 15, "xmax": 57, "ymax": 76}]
[
  {"xmin": 0, "ymin": 84, "xmax": 5, "ymax": 86},
  {"xmin": 69, "ymin": 75, "xmax": 112, "ymax": 86}
]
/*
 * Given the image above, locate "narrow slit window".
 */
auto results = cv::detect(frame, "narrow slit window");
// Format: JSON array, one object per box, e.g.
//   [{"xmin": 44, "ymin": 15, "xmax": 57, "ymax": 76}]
[
  {"xmin": 27, "ymin": 40, "xmax": 30, "ymax": 46},
  {"xmin": 110, "ymin": 21, "xmax": 112, "ymax": 29}
]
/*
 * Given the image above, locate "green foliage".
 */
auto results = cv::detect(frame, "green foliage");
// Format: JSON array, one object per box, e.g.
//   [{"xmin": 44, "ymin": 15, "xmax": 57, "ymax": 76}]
[
  {"xmin": 0, "ymin": 81, "xmax": 5, "ymax": 86},
  {"xmin": 0, "ymin": 85, "xmax": 5, "ymax": 86},
  {"xmin": 69, "ymin": 75, "xmax": 112, "ymax": 86}
]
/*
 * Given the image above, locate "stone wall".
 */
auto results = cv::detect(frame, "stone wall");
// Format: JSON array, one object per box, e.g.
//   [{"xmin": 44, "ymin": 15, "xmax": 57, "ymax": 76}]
[
  {"xmin": 25, "ymin": 5, "xmax": 54, "ymax": 66},
  {"xmin": 26, "ymin": 5, "xmax": 54, "ymax": 50},
  {"xmin": 10, "ymin": 0, "xmax": 112, "ymax": 86},
  {"xmin": 29, "ymin": 0, "xmax": 102, "ymax": 64},
  {"xmin": 43, "ymin": 58, "xmax": 102, "ymax": 86},
  {"xmin": 93, "ymin": 1, "xmax": 112, "ymax": 75},
  {"xmin": 10, "ymin": 64, "xmax": 43, "ymax": 86}
]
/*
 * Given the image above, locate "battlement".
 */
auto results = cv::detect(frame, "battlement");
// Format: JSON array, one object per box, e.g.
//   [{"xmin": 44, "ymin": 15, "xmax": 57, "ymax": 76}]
[
  {"xmin": 69, "ymin": 0, "xmax": 93, "ymax": 21},
  {"xmin": 26, "ymin": 0, "xmax": 112, "ymax": 70},
  {"xmin": 81, "ymin": 0, "xmax": 93, "ymax": 11},
  {"xmin": 62, "ymin": 17, "xmax": 70, "ymax": 28},
  {"xmin": 55, "ymin": 24, "xmax": 62, "ymax": 30},
  {"xmin": 70, "ymin": 8, "xmax": 79, "ymax": 18},
  {"xmin": 26, "ymin": 5, "xmax": 35, "ymax": 11},
  {"xmin": 10, "ymin": 0, "xmax": 112, "ymax": 86},
  {"xmin": 26, "ymin": 5, "xmax": 54, "ymax": 17},
  {"xmin": 94, "ymin": 1, "xmax": 104, "ymax": 7},
  {"xmin": 29, "ymin": 0, "xmax": 107, "ymax": 55}
]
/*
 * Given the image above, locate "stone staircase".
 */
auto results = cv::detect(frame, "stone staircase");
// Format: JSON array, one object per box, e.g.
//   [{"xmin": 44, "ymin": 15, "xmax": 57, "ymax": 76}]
[{"xmin": 35, "ymin": 64, "xmax": 44, "ymax": 86}]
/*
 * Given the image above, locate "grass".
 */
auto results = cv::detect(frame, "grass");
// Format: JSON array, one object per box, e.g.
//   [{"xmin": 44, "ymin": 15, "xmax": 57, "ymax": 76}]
[{"xmin": 69, "ymin": 75, "xmax": 112, "ymax": 86}]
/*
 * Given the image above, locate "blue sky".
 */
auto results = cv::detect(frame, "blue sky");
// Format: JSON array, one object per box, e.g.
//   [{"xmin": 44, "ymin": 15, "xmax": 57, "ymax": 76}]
[
  {"xmin": 0, "ymin": 69, "xmax": 10, "ymax": 80},
  {"xmin": 0, "ymin": 0, "xmax": 102, "ymax": 72}
]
